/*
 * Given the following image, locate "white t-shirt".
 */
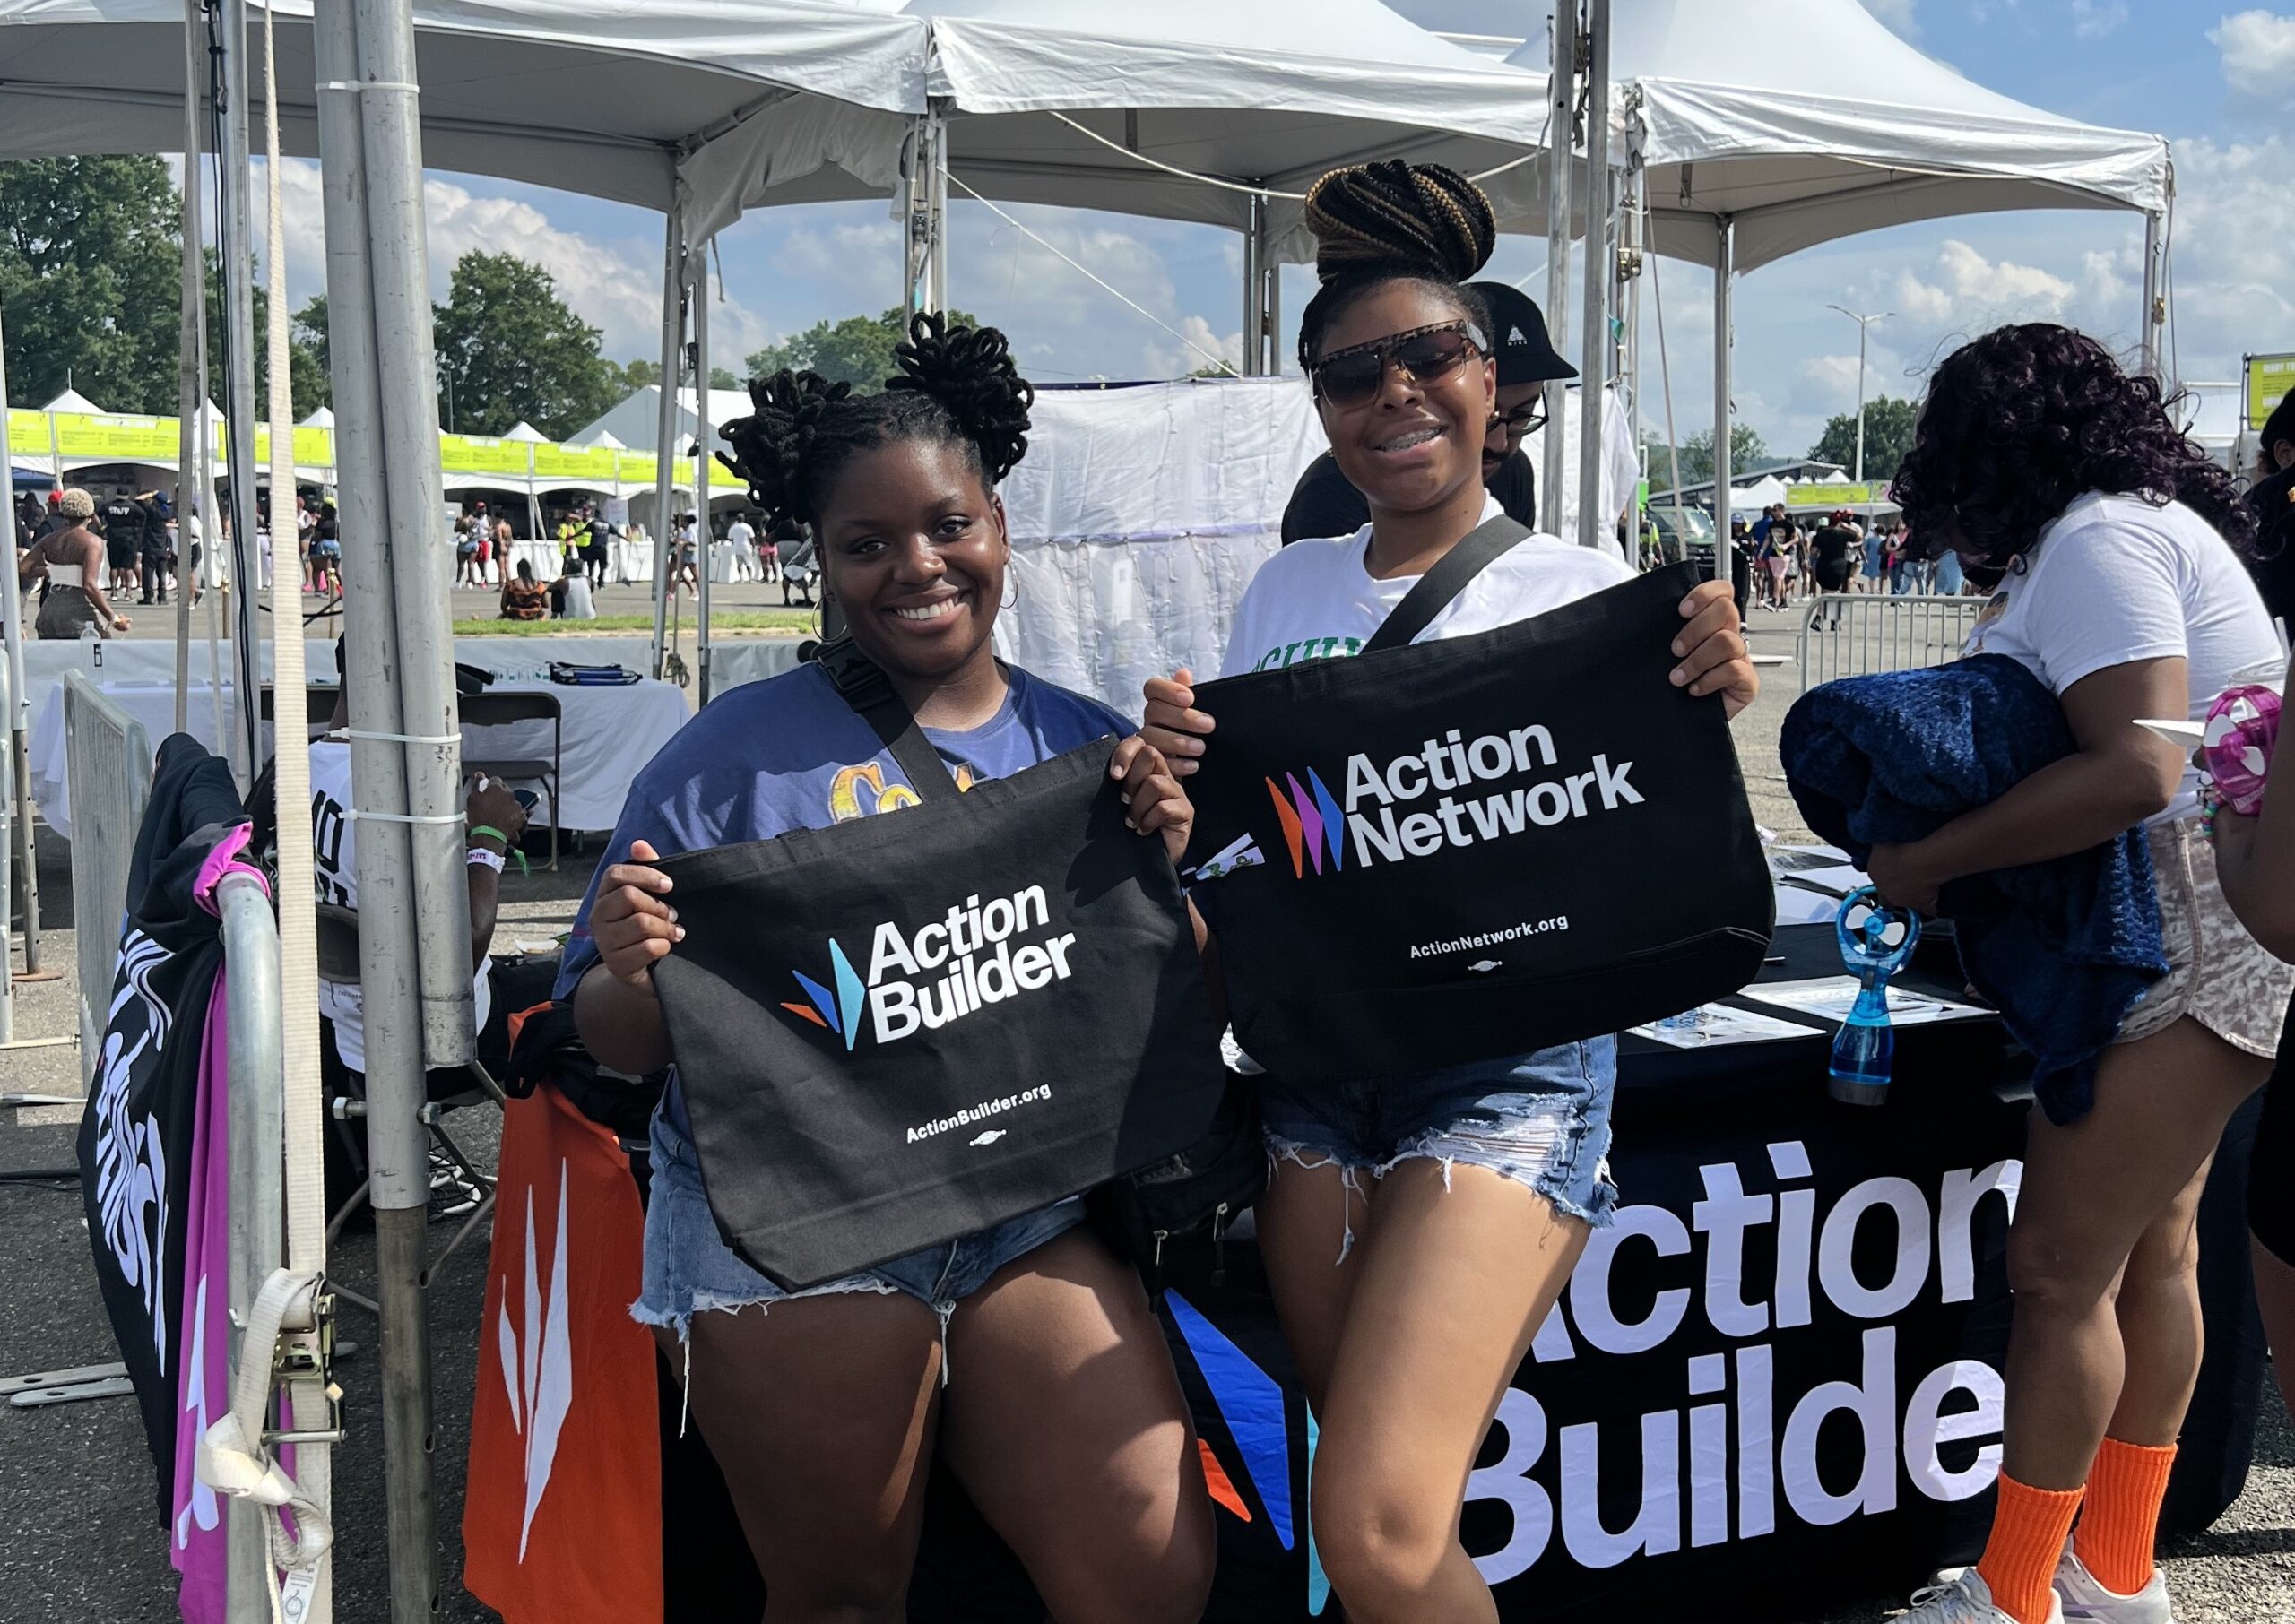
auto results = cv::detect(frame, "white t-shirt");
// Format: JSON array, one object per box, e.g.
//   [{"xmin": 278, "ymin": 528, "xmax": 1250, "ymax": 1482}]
[
  {"xmin": 1220, "ymin": 495, "xmax": 1638, "ymax": 679},
  {"xmin": 727, "ymin": 519, "xmax": 756, "ymax": 549},
  {"xmin": 1962, "ymin": 492, "xmax": 2279, "ymax": 823},
  {"xmin": 308, "ymin": 739, "xmax": 492, "ymax": 1072}
]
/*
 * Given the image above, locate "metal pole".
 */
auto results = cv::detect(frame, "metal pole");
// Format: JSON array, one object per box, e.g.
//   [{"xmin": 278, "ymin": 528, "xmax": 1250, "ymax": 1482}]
[
  {"xmin": 176, "ymin": 0, "xmax": 204, "ymax": 736},
  {"xmin": 2139, "ymin": 208, "xmax": 2164, "ymax": 385},
  {"xmin": 218, "ymin": 0, "xmax": 264, "ymax": 787},
  {"xmin": 1712, "ymin": 217, "xmax": 1734, "ymax": 587},
  {"xmin": 648, "ymin": 198, "xmax": 680, "ymax": 680},
  {"xmin": 1240, "ymin": 199, "xmax": 1262, "ymax": 378},
  {"xmin": 927, "ymin": 111, "xmax": 948, "ymax": 317},
  {"xmin": 1575, "ymin": 0, "xmax": 1611, "ymax": 552},
  {"xmin": 1265, "ymin": 247, "xmax": 1283, "ymax": 377},
  {"xmin": 1855, "ymin": 317, "xmax": 1866, "ymax": 481},
  {"xmin": 0, "ymin": 273, "xmax": 36, "ymax": 1004},
  {"xmin": 1542, "ymin": 0, "xmax": 1577, "ymax": 522},
  {"xmin": 312, "ymin": 1, "xmax": 454, "ymax": 1614},
  {"xmin": 260, "ymin": 9, "xmax": 333, "ymax": 1611},
  {"xmin": 220, "ymin": 868, "xmax": 284, "ymax": 1621},
  {"xmin": 694, "ymin": 257, "xmax": 714, "ymax": 704}
]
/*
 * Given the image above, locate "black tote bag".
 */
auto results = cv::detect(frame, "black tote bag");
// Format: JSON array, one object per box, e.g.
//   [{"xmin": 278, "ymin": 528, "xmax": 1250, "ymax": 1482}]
[
  {"xmin": 651, "ymin": 739, "xmax": 1228, "ymax": 1291},
  {"xmin": 1183, "ymin": 559, "xmax": 1772, "ymax": 1083}
]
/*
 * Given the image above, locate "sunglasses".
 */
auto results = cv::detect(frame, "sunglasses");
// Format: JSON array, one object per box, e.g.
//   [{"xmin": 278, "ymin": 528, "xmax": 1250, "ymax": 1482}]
[
  {"xmin": 1311, "ymin": 321, "xmax": 1485, "ymax": 410},
  {"xmin": 1492, "ymin": 400, "xmax": 1547, "ymax": 436}
]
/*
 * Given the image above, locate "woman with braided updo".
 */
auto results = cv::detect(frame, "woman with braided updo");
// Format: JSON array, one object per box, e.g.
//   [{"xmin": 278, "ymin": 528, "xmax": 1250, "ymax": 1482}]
[
  {"xmin": 558, "ymin": 314, "xmax": 1215, "ymax": 1622},
  {"xmin": 1142, "ymin": 160, "xmax": 1758, "ymax": 1622}
]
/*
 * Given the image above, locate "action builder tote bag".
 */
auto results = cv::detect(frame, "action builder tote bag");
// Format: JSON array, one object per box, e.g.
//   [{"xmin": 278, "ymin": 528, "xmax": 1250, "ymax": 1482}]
[
  {"xmin": 1184, "ymin": 548, "xmax": 1772, "ymax": 1084},
  {"xmin": 650, "ymin": 652, "xmax": 1227, "ymax": 1291}
]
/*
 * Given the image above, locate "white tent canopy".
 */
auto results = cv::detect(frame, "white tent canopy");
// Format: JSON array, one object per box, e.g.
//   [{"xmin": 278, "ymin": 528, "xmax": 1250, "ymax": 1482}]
[
  {"xmin": 1501, "ymin": 0, "xmax": 2168, "ymax": 272},
  {"xmin": 680, "ymin": 0, "xmax": 1555, "ymax": 251},
  {"xmin": 498, "ymin": 419, "xmax": 546, "ymax": 442},
  {"xmin": 39, "ymin": 387, "xmax": 104, "ymax": 412},
  {"xmin": 298, "ymin": 405, "xmax": 334, "ymax": 428},
  {"xmin": 0, "ymin": 0, "xmax": 927, "ymax": 210}
]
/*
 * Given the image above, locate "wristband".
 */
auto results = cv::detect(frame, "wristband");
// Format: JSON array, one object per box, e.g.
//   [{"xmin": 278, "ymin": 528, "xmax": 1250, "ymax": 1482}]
[
  {"xmin": 466, "ymin": 847, "xmax": 507, "ymax": 873},
  {"xmin": 466, "ymin": 824, "xmax": 530, "ymax": 877}
]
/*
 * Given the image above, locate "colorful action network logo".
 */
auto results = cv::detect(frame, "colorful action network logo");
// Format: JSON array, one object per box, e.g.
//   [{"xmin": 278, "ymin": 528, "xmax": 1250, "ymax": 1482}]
[
  {"xmin": 1264, "ymin": 770, "xmax": 1346, "ymax": 879},
  {"xmin": 781, "ymin": 938, "xmax": 866, "ymax": 1051}
]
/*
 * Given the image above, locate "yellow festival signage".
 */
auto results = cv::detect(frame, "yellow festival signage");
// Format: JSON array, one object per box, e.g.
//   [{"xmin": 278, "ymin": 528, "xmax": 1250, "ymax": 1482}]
[
  {"xmin": 1783, "ymin": 481, "xmax": 1890, "ymax": 508},
  {"xmin": 2246, "ymin": 353, "xmax": 2295, "ymax": 430}
]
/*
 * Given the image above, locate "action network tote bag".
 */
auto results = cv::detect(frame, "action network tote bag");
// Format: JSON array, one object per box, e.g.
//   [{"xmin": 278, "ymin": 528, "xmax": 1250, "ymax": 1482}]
[
  {"xmin": 1184, "ymin": 554, "xmax": 1772, "ymax": 1084},
  {"xmin": 651, "ymin": 653, "xmax": 1227, "ymax": 1291}
]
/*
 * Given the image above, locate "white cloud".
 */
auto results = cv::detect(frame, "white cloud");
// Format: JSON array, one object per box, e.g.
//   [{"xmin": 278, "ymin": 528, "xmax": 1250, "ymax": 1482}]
[
  {"xmin": 247, "ymin": 158, "xmax": 769, "ymax": 370},
  {"xmin": 2211, "ymin": 10, "xmax": 2295, "ymax": 97},
  {"xmin": 1892, "ymin": 238, "xmax": 2075, "ymax": 326},
  {"xmin": 1859, "ymin": 0, "xmax": 1919, "ymax": 36},
  {"xmin": 2070, "ymin": 0, "xmax": 2128, "ymax": 39}
]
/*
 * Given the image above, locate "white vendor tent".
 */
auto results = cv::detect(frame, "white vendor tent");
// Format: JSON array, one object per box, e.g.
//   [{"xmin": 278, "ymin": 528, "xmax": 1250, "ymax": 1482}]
[
  {"xmin": 1478, "ymin": 0, "xmax": 2172, "ymax": 548},
  {"xmin": 40, "ymin": 386, "xmax": 106, "ymax": 413}
]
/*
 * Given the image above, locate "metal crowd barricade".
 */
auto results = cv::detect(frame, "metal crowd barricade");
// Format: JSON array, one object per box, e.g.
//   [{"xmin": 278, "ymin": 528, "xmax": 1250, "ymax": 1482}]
[
  {"xmin": 63, "ymin": 672, "xmax": 153, "ymax": 1075},
  {"xmin": 1796, "ymin": 593, "xmax": 1985, "ymax": 694}
]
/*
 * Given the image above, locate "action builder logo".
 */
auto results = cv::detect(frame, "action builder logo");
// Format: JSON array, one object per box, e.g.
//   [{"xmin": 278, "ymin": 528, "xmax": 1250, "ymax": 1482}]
[
  {"xmin": 781, "ymin": 885, "xmax": 1080, "ymax": 1050},
  {"xmin": 1266, "ymin": 721, "xmax": 1644, "ymax": 878}
]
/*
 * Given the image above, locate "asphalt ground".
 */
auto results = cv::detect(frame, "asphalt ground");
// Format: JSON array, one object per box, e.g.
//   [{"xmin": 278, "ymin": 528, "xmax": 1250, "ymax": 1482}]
[{"xmin": 5, "ymin": 604, "xmax": 2292, "ymax": 1622}]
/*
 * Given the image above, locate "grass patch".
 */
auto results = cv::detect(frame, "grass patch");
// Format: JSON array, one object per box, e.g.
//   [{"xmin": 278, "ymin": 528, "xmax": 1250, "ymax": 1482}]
[{"xmin": 450, "ymin": 610, "xmax": 813, "ymax": 636}]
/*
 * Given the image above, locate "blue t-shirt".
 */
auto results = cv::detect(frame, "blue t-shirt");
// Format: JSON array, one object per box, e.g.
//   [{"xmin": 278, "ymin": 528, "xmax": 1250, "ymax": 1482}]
[{"xmin": 556, "ymin": 661, "xmax": 1130, "ymax": 1126}]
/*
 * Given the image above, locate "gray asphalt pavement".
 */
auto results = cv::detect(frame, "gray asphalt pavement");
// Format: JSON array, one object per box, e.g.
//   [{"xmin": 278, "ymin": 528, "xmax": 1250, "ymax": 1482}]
[{"xmin": 4, "ymin": 609, "xmax": 2292, "ymax": 1622}]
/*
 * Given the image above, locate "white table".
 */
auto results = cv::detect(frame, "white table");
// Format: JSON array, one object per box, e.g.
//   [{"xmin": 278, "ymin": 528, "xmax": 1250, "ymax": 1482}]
[{"xmin": 28, "ymin": 674, "xmax": 691, "ymax": 838}]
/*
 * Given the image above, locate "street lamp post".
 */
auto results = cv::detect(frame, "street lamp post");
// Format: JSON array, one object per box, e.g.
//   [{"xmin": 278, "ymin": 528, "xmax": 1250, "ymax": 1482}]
[{"xmin": 1826, "ymin": 304, "xmax": 1891, "ymax": 482}]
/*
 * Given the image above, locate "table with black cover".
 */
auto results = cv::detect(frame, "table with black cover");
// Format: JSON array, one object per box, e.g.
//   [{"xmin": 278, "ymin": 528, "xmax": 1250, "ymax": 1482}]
[{"xmin": 665, "ymin": 923, "xmax": 2268, "ymax": 1624}]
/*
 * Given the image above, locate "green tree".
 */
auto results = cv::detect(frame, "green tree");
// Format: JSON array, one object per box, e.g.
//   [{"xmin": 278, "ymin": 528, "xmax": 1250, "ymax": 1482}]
[
  {"xmin": 1807, "ymin": 395, "xmax": 1918, "ymax": 484},
  {"xmin": 1671, "ymin": 423, "xmax": 1770, "ymax": 489},
  {"xmin": 744, "ymin": 307, "xmax": 980, "ymax": 393},
  {"xmin": 201, "ymin": 255, "xmax": 330, "ymax": 420},
  {"xmin": 0, "ymin": 156, "xmax": 185, "ymax": 412},
  {"xmin": 431, "ymin": 251, "xmax": 616, "ymax": 438}
]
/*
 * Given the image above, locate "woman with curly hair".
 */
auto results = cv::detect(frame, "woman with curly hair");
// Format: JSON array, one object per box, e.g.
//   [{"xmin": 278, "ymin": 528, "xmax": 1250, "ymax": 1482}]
[
  {"xmin": 556, "ymin": 315, "xmax": 1214, "ymax": 1622},
  {"xmin": 1141, "ymin": 160, "xmax": 1756, "ymax": 1621},
  {"xmin": 1873, "ymin": 324, "xmax": 2290, "ymax": 1624}
]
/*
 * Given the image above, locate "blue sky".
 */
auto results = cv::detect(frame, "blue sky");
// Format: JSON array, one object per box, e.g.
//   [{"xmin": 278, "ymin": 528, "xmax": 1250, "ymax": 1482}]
[{"xmin": 255, "ymin": 2, "xmax": 2294, "ymax": 460}]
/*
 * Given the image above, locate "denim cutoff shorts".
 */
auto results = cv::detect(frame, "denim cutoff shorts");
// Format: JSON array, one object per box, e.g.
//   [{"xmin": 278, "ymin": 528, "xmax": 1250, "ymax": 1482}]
[
  {"xmin": 1258, "ymin": 1036, "xmax": 1618, "ymax": 1237},
  {"xmin": 633, "ymin": 1107, "xmax": 1085, "ymax": 1341}
]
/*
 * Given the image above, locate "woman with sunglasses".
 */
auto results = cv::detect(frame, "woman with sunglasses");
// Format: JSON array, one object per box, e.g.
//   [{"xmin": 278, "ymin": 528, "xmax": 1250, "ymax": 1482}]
[
  {"xmin": 1278, "ymin": 279, "xmax": 1568, "ymax": 546},
  {"xmin": 1141, "ymin": 160, "xmax": 1757, "ymax": 1622}
]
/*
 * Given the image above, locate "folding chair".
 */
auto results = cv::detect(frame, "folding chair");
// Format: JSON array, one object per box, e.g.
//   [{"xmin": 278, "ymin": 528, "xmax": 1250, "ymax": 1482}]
[
  {"xmin": 458, "ymin": 689, "xmax": 564, "ymax": 870},
  {"xmin": 314, "ymin": 902, "xmax": 508, "ymax": 1306}
]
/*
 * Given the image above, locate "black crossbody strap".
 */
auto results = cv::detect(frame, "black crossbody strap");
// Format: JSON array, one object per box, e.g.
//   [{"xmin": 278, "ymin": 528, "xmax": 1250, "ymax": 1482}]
[
  {"xmin": 1361, "ymin": 513, "xmax": 1536, "ymax": 654},
  {"xmin": 813, "ymin": 636, "xmax": 962, "ymax": 803}
]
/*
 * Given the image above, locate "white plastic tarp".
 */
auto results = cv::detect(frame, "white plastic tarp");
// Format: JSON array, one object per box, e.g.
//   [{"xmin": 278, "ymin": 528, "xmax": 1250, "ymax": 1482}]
[
  {"xmin": 683, "ymin": 0, "xmax": 1555, "ymax": 250},
  {"xmin": 991, "ymin": 376, "xmax": 1635, "ymax": 716},
  {"xmin": 1497, "ymin": 0, "xmax": 2169, "ymax": 270}
]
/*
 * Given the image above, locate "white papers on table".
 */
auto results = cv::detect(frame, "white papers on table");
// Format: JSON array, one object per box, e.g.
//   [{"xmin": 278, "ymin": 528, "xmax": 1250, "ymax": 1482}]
[
  {"xmin": 1630, "ymin": 1004, "xmax": 1826, "ymax": 1049},
  {"xmin": 1739, "ymin": 978, "xmax": 1988, "ymax": 1027}
]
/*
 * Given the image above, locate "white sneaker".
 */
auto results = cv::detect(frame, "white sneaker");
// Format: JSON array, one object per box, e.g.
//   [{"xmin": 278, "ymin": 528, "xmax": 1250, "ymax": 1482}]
[
  {"xmin": 1901, "ymin": 1569, "xmax": 2065, "ymax": 1624},
  {"xmin": 2055, "ymin": 1545, "xmax": 2172, "ymax": 1623}
]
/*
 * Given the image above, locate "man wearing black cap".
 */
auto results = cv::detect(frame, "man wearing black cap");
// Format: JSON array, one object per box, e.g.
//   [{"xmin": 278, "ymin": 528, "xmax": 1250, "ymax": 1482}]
[{"xmin": 1280, "ymin": 281, "xmax": 1575, "ymax": 544}]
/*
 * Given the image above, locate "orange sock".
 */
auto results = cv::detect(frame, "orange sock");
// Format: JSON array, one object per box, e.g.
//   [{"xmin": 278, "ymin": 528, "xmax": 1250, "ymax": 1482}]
[
  {"xmin": 2075, "ymin": 1437, "xmax": 2177, "ymax": 1595},
  {"xmin": 1977, "ymin": 1474, "xmax": 2084, "ymax": 1624}
]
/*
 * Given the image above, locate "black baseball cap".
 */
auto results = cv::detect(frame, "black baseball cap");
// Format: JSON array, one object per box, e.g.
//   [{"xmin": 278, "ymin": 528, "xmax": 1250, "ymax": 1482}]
[{"xmin": 1468, "ymin": 281, "xmax": 1577, "ymax": 386}]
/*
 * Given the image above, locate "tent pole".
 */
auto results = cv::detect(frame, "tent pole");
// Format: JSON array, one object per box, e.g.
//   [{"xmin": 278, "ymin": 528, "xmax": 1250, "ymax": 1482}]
[
  {"xmin": 928, "ymin": 109, "xmax": 948, "ymax": 316},
  {"xmin": 1265, "ymin": 244, "xmax": 1283, "ymax": 377},
  {"xmin": 1240, "ymin": 197, "xmax": 1262, "ymax": 377},
  {"xmin": 649, "ymin": 197, "xmax": 680, "ymax": 680},
  {"xmin": 1542, "ymin": 0, "xmax": 1577, "ymax": 522},
  {"xmin": 1575, "ymin": 0, "xmax": 1611, "ymax": 551},
  {"xmin": 248, "ymin": 6, "xmax": 335, "ymax": 1617},
  {"xmin": 1712, "ymin": 216, "xmax": 1734, "ymax": 587},
  {"xmin": 2139, "ymin": 207, "xmax": 2163, "ymax": 385},
  {"xmin": 0, "ymin": 261, "xmax": 36, "ymax": 1005},
  {"xmin": 176, "ymin": 0, "xmax": 204, "ymax": 737},
  {"xmin": 694, "ymin": 251, "xmax": 714, "ymax": 704},
  {"xmin": 219, "ymin": 0, "xmax": 264, "ymax": 788}
]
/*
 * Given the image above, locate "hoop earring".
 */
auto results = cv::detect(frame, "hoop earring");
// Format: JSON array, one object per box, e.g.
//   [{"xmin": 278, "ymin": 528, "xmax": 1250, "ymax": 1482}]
[
  {"xmin": 811, "ymin": 593, "xmax": 827, "ymax": 640},
  {"xmin": 1001, "ymin": 576, "xmax": 1020, "ymax": 610}
]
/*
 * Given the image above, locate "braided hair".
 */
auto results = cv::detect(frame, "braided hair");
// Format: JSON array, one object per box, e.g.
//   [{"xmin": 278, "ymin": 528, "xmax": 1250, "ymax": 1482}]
[
  {"xmin": 1295, "ymin": 160, "xmax": 1497, "ymax": 372},
  {"xmin": 718, "ymin": 312, "xmax": 1034, "ymax": 536}
]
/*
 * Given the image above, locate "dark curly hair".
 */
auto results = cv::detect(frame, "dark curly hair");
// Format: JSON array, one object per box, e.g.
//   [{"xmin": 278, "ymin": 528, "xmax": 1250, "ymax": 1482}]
[
  {"xmin": 717, "ymin": 311, "xmax": 1033, "ymax": 534},
  {"xmin": 1295, "ymin": 160, "xmax": 1496, "ymax": 372},
  {"xmin": 1891, "ymin": 324, "xmax": 2255, "ymax": 569}
]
